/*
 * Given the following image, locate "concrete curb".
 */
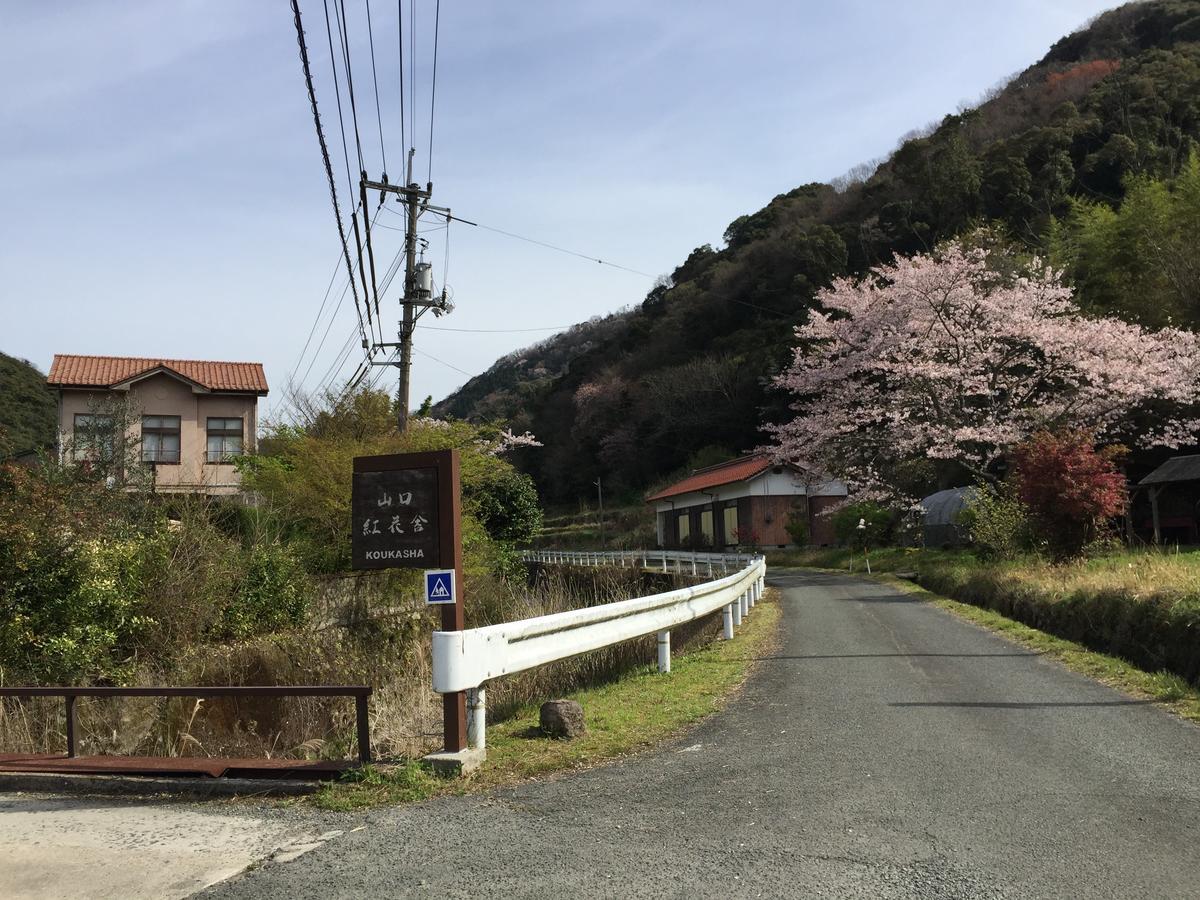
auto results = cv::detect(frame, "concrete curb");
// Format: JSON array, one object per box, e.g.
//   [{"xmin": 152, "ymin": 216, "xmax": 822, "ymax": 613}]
[{"xmin": 0, "ymin": 770, "xmax": 324, "ymax": 799}]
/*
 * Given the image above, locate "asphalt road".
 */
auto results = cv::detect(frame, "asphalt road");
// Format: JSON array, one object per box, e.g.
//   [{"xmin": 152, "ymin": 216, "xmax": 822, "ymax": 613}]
[{"xmin": 204, "ymin": 570, "xmax": 1200, "ymax": 899}]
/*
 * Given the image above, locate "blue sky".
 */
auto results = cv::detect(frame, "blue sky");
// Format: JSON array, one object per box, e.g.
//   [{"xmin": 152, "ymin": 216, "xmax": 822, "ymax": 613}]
[{"xmin": 0, "ymin": 0, "xmax": 1118, "ymax": 424}]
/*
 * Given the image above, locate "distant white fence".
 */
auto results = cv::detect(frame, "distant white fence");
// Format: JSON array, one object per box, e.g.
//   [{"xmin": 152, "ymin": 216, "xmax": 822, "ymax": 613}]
[
  {"xmin": 525, "ymin": 548, "xmax": 757, "ymax": 578},
  {"xmin": 432, "ymin": 549, "xmax": 766, "ymax": 752}
]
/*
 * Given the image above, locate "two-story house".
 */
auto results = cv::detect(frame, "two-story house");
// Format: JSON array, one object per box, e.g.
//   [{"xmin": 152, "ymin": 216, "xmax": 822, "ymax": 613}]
[{"xmin": 46, "ymin": 354, "xmax": 269, "ymax": 495}]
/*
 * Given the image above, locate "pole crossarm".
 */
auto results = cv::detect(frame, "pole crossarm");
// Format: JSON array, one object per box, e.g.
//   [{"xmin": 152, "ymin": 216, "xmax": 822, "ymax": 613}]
[{"xmin": 362, "ymin": 178, "xmax": 431, "ymax": 199}]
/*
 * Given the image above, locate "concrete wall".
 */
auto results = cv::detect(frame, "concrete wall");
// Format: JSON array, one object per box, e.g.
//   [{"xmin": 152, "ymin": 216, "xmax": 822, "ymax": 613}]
[{"xmin": 58, "ymin": 373, "xmax": 259, "ymax": 495}]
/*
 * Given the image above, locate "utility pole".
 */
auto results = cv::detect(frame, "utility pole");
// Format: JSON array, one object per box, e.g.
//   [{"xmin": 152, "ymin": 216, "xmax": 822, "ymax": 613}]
[
  {"xmin": 397, "ymin": 149, "xmax": 420, "ymax": 433},
  {"xmin": 361, "ymin": 148, "xmax": 453, "ymax": 431}
]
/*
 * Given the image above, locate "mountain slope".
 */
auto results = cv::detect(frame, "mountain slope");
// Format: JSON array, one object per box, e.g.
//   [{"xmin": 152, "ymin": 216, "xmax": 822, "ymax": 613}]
[
  {"xmin": 0, "ymin": 352, "xmax": 56, "ymax": 456},
  {"xmin": 437, "ymin": 0, "xmax": 1200, "ymax": 504}
]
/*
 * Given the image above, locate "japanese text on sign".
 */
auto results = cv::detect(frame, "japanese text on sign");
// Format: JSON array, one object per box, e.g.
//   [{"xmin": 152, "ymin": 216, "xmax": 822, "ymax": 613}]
[{"xmin": 351, "ymin": 468, "xmax": 440, "ymax": 569}]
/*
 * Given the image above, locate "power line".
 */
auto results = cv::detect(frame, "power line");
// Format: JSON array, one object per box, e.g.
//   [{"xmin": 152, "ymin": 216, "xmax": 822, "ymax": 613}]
[
  {"xmin": 409, "ymin": 0, "xmax": 416, "ymax": 150},
  {"xmin": 397, "ymin": 0, "xmax": 406, "ymax": 155},
  {"xmin": 332, "ymin": 0, "xmax": 366, "ymax": 175},
  {"xmin": 288, "ymin": 249, "xmax": 344, "ymax": 387},
  {"xmin": 321, "ymin": 0, "xmax": 372, "ymax": 343},
  {"xmin": 414, "ymin": 346, "xmax": 474, "ymax": 378},
  {"xmin": 287, "ymin": 198, "xmax": 371, "ymax": 375},
  {"xmin": 427, "ymin": 0, "xmax": 440, "ymax": 183},
  {"xmin": 416, "ymin": 324, "xmax": 573, "ymax": 333},
  {"xmin": 386, "ymin": 205, "xmax": 653, "ymax": 278},
  {"xmin": 364, "ymin": 0, "xmax": 388, "ymax": 178},
  {"xmin": 315, "ymin": 327, "xmax": 362, "ymax": 396},
  {"xmin": 290, "ymin": 0, "xmax": 367, "ymax": 351}
]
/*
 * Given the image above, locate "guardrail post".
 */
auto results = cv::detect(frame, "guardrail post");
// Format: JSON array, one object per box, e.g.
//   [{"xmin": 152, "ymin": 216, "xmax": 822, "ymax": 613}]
[
  {"xmin": 355, "ymin": 693, "xmax": 372, "ymax": 764},
  {"xmin": 733, "ymin": 594, "xmax": 743, "ymax": 627},
  {"xmin": 657, "ymin": 630, "xmax": 671, "ymax": 673},
  {"xmin": 723, "ymin": 604, "xmax": 735, "ymax": 639},
  {"xmin": 662, "ymin": 551, "xmax": 668, "ymax": 574},
  {"xmin": 64, "ymin": 694, "xmax": 76, "ymax": 758},
  {"xmin": 740, "ymin": 589, "xmax": 749, "ymax": 620},
  {"xmin": 467, "ymin": 687, "xmax": 487, "ymax": 751},
  {"xmin": 691, "ymin": 553, "xmax": 697, "ymax": 576}
]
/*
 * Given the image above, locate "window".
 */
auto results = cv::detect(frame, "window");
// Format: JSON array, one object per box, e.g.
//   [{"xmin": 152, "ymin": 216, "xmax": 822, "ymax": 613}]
[
  {"xmin": 72, "ymin": 413, "xmax": 115, "ymax": 462},
  {"xmin": 677, "ymin": 512, "xmax": 690, "ymax": 544},
  {"xmin": 723, "ymin": 505, "xmax": 739, "ymax": 546},
  {"xmin": 699, "ymin": 509, "xmax": 715, "ymax": 545},
  {"xmin": 141, "ymin": 415, "xmax": 180, "ymax": 463},
  {"xmin": 206, "ymin": 417, "xmax": 243, "ymax": 463}
]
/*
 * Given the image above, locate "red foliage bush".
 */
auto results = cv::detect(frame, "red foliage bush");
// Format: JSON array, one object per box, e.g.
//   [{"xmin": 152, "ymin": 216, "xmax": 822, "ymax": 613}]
[{"xmin": 1012, "ymin": 430, "xmax": 1126, "ymax": 559}]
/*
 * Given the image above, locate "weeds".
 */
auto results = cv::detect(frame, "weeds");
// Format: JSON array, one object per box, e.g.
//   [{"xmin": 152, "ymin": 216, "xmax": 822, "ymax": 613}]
[{"xmin": 313, "ymin": 761, "xmax": 443, "ymax": 811}]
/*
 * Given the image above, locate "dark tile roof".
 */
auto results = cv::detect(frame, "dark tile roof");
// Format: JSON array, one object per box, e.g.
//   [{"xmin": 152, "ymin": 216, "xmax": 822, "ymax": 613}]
[{"xmin": 1139, "ymin": 455, "xmax": 1200, "ymax": 485}]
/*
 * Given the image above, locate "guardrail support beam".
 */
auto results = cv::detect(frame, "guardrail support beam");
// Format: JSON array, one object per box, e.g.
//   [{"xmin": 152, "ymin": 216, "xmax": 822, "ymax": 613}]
[
  {"xmin": 657, "ymin": 630, "xmax": 671, "ymax": 673},
  {"xmin": 467, "ymin": 687, "xmax": 487, "ymax": 751}
]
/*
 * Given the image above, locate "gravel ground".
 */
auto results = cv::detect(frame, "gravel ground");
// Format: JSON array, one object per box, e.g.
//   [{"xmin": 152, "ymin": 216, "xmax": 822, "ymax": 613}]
[
  {"xmin": 0, "ymin": 790, "xmax": 346, "ymax": 900},
  {"xmin": 181, "ymin": 569, "xmax": 1197, "ymax": 898}
]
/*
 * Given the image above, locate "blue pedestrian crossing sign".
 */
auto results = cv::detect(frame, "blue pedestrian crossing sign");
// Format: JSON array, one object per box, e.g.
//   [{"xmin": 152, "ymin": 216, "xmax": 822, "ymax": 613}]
[{"xmin": 424, "ymin": 569, "xmax": 456, "ymax": 605}]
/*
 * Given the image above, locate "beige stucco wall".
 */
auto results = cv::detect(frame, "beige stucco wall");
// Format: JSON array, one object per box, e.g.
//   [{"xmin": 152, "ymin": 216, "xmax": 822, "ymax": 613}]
[{"xmin": 58, "ymin": 373, "xmax": 260, "ymax": 495}]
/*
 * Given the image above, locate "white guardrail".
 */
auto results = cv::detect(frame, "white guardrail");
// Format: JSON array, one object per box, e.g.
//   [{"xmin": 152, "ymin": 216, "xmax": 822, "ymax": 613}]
[{"xmin": 432, "ymin": 549, "xmax": 766, "ymax": 752}]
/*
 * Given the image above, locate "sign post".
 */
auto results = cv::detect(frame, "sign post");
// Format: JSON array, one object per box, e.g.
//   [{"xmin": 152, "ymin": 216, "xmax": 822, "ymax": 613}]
[{"xmin": 352, "ymin": 449, "xmax": 467, "ymax": 754}]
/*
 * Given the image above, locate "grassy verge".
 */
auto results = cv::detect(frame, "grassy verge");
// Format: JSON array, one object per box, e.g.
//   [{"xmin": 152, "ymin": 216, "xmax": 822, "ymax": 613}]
[
  {"xmin": 876, "ymin": 574, "xmax": 1200, "ymax": 725},
  {"xmin": 312, "ymin": 592, "xmax": 781, "ymax": 810}
]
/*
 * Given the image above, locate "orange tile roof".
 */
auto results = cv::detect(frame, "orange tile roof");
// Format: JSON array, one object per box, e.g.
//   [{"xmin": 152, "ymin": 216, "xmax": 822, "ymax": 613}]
[
  {"xmin": 47, "ymin": 355, "xmax": 269, "ymax": 395},
  {"xmin": 645, "ymin": 455, "xmax": 774, "ymax": 502}
]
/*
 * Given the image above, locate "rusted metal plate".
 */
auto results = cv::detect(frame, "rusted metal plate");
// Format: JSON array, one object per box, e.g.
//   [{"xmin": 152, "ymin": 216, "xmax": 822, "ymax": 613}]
[{"xmin": 0, "ymin": 753, "xmax": 352, "ymax": 780}]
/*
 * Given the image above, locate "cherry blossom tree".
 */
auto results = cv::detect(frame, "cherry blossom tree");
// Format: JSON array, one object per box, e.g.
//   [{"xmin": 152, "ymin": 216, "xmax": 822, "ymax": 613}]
[{"xmin": 767, "ymin": 242, "xmax": 1200, "ymax": 499}]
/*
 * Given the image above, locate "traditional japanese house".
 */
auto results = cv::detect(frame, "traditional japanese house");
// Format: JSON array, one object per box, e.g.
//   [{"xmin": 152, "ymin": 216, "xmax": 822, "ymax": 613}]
[{"xmin": 646, "ymin": 454, "xmax": 848, "ymax": 549}]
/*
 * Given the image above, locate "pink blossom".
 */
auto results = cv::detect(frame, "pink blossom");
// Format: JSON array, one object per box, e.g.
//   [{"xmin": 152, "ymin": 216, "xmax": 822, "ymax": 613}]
[{"xmin": 766, "ymin": 243, "xmax": 1200, "ymax": 499}]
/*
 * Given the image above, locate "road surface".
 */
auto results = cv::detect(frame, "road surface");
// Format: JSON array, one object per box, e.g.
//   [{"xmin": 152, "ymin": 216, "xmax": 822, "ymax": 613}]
[
  {"xmin": 198, "ymin": 571, "xmax": 1198, "ymax": 896},
  {"xmin": 11, "ymin": 573, "xmax": 1200, "ymax": 897}
]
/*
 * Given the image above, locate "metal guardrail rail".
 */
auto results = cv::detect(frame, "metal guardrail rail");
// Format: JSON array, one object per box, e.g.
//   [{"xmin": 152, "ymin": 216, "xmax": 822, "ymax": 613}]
[
  {"xmin": 433, "ymin": 549, "xmax": 766, "ymax": 753},
  {"xmin": 525, "ymin": 548, "xmax": 756, "ymax": 578}
]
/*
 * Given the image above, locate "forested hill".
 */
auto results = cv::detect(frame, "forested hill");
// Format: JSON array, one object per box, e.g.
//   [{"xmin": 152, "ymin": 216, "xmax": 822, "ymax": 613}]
[
  {"xmin": 437, "ymin": 0, "xmax": 1200, "ymax": 504},
  {"xmin": 0, "ymin": 352, "xmax": 56, "ymax": 456}
]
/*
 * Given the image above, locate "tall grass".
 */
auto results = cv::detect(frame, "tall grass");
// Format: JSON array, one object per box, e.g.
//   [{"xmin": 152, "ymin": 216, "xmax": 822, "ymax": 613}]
[{"xmin": 0, "ymin": 565, "xmax": 716, "ymax": 761}]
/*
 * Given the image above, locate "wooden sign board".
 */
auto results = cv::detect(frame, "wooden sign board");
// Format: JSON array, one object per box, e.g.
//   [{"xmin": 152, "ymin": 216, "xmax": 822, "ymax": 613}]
[
  {"xmin": 351, "ymin": 449, "xmax": 467, "ymax": 754},
  {"xmin": 351, "ymin": 450, "xmax": 459, "ymax": 571}
]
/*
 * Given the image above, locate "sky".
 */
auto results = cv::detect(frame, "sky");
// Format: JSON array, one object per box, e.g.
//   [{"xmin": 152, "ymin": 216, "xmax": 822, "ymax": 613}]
[{"xmin": 0, "ymin": 0, "xmax": 1120, "ymax": 425}]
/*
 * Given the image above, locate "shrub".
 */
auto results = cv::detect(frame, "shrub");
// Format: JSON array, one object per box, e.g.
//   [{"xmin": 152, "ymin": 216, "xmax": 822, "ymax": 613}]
[
  {"xmin": 961, "ymin": 482, "xmax": 1034, "ymax": 560},
  {"xmin": 832, "ymin": 501, "xmax": 895, "ymax": 548},
  {"xmin": 783, "ymin": 504, "xmax": 809, "ymax": 546},
  {"xmin": 0, "ymin": 466, "xmax": 152, "ymax": 683},
  {"xmin": 218, "ymin": 543, "xmax": 311, "ymax": 640},
  {"xmin": 468, "ymin": 468, "xmax": 543, "ymax": 544},
  {"xmin": 1012, "ymin": 430, "xmax": 1126, "ymax": 560}
]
